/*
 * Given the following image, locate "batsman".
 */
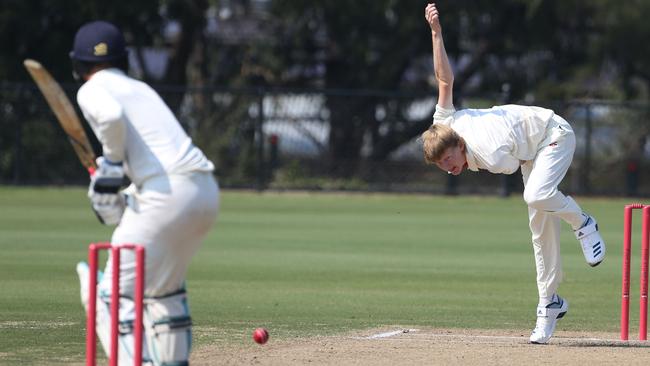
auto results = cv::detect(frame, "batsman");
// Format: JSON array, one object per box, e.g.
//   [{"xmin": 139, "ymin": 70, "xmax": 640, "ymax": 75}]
[
  {"xmin": 422, "ymin": 4, "xmax": 606, "ymax": 344},
  {"xmin": 71, "ymin": 21, "xmax": 219, "ymax": 364}
]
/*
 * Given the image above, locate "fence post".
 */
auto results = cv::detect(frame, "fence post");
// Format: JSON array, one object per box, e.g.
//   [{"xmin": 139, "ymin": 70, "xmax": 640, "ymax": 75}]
[
  {"xmin": 256, "ymin": 89, "xmax": 265, "ymax": 191},
  {"xmin": 626, "ymin": 160, "xmax": 639, "ymax": 197},
  {"xmin": 582, "ymin": 103, "xmax": 592, "ymax": 194},
  {"xmin": 268, "ymin": 134, "xmax": 279, "ymax": 182},
  {"xmin": 445, "ymin": 174, "xmax": 458, "ymax": 195},
  {"xmin": 13, "ymin": 118, "xmax": 23, "ymax": 184},
  {"xmin": 500, "ymin": 171, "xmax": 518, "ymax": 198}
]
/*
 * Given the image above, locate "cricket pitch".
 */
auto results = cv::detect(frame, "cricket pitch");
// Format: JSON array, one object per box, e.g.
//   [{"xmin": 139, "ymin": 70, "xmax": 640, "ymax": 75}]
[{"xmin": 190, "ymin": 327, "xmax": 650, "ymax": 365}]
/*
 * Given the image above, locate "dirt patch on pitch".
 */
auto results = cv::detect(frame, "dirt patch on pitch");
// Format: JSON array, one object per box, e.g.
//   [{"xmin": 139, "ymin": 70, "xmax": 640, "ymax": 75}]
[{"xmin": 191, "ymin": 327, "xmax": 650, "ymax": 365}]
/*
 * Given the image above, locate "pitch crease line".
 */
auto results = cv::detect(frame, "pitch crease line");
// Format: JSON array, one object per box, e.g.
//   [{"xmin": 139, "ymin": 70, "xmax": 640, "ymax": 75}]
[
  {"xmin": 382, "ymin": 333, "xmax": 627, "ymax": 344},
  {"xmin": 356, "ymin": 332, "xmax": 631, "ymax": 345},
  {"xmin": 361, "ymin": 329, "xmax": 419, "ymax": 339}
]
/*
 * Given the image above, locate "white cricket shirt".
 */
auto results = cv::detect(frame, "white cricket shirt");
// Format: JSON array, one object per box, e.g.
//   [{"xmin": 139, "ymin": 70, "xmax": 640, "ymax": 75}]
[
  {"xmin": 77, "ymin": 68, "xmax": 214, "ymax": 186},
  {"xmin": 433, "ymin": 104, "xmax": 555, "ymax": 174}
]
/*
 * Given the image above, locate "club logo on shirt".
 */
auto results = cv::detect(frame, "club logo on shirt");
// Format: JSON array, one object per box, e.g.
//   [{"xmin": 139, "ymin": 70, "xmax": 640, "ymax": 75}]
[{"xmin": 94, "ymin": 43, "xmax": 108, "ymax": 56}]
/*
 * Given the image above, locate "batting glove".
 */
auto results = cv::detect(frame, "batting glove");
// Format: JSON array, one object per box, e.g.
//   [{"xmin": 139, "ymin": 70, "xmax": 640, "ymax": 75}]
[
  {"xmin": 88, "ymin": 157, "xmax": 125, "ymax": 225},
  {"xmin": 91, "ymin": 194, "xmax": 126, "ymax": 225}
]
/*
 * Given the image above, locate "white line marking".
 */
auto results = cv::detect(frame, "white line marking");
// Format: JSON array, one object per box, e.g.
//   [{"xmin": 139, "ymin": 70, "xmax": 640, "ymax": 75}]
[
  {"xmin": 361, "ymin": 329, "xmax": 419, "ymax": 339},
  {"xmin": 408, "ymin": 333, "xmax": 622, "ymax": 343},
  {"xmin": 409, "ymin": 333, "xmax": 525, "ymax": 341},
  {"xmin": 359, "ymin": 332, "xmax": 643, "ymax": 346}
]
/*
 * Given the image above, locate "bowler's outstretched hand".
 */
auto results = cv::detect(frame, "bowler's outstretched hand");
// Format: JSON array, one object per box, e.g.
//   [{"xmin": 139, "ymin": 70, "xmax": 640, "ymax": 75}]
[{"xmin": 425, "ymin": 3, "xmax": 442, "ymax": 34}]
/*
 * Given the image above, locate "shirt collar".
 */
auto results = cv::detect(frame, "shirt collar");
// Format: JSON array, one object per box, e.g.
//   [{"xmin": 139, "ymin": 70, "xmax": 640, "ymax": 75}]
[
  {"xmin": 92, "ymin": 67, "xmax": 125, "ymax": 78},
  {"xmin": 464, "ymin": 144, "xmax": 479, "ymax": 172}
]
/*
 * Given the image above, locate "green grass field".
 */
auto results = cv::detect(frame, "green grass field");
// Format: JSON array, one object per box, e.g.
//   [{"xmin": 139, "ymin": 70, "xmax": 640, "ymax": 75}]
[{"xmin": 0, "ymin": 187, "xmax": 643, "ymax": 364}]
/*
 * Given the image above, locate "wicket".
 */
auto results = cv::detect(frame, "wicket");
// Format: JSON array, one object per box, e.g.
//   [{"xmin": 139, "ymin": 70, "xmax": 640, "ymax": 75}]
[
  {"xmin": 621, "ymin": 204, "xmax": 649, "ymax": 341},
  {"xmin": 86, "ymin": 243, "xmax": 145, "ymax": 366}
]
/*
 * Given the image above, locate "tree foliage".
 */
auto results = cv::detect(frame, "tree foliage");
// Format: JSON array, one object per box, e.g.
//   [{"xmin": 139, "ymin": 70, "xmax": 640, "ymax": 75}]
[
  {"xmin": 1, "ymin": 0, "xmax": 648, "ymax": 183},
  {"xmin": 3, "ymin": 1, "xmax": 646, "ymax": 97},
  {"xmin": 0, "ymin": 0, "xmax": 161, "ymax": 82}
]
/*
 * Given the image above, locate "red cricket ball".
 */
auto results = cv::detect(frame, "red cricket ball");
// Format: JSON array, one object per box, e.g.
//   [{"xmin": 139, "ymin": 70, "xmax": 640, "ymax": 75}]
[{"xmin": 252, "ymin": 328, "xmax": 269, "ymax": 344}]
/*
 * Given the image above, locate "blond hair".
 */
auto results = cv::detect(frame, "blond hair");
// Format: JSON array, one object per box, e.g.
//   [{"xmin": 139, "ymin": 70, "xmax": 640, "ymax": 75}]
[{"xmin": 421, "ymin": 124, "xmax": 464, "ymax": 164}]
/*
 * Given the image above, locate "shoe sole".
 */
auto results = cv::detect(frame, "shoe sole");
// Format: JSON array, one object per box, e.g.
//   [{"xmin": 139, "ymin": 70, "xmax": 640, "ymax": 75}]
[{"xmin": 589, "ymin": 260, "xmax": 603, "ymax": 267}]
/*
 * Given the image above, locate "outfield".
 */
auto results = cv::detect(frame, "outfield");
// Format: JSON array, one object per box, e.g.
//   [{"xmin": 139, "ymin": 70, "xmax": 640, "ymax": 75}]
[{"xmin": 0, "ymin": 187, "xmax": 643, "ymax": 364}]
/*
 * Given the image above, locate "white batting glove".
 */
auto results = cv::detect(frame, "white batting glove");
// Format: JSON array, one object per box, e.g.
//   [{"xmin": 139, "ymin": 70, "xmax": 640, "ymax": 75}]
[
  {"xmin": 91, "ymin": 194, "xmax": 126, "ymax": 225},
  {"xmin": 88, "ymin": 157, "xmax": 125, "ymax": 225}
]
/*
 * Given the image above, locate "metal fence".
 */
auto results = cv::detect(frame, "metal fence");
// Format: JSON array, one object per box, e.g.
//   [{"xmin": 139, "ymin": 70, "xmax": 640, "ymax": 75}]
[{"xmin": 1, "ymin": 82, "xmax": 649, "ymax": 197}]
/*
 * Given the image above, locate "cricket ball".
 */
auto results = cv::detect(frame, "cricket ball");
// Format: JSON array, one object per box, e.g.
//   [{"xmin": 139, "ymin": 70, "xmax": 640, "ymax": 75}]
[{"xmin": 253, "ymin": 328, "xmax": 269, "ymax": 344}]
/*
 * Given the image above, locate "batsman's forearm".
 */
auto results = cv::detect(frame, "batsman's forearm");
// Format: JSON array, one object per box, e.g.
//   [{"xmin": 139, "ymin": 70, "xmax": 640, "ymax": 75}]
[{"xmin": 432, "ymin": 32, "xmax": 454, "ymax": 86}]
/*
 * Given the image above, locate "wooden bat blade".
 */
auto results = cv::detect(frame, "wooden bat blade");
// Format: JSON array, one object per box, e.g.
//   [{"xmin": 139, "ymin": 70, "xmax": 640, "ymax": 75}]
[{"xmin": 23, "ymin": 59, "xmax": 97, "ymax": 171}]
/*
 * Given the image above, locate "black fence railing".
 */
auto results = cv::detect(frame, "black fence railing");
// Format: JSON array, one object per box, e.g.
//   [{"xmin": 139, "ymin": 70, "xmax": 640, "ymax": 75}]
[{"xmin": 1, "ymin": 82, "xmax": 649, "ymax": 196}]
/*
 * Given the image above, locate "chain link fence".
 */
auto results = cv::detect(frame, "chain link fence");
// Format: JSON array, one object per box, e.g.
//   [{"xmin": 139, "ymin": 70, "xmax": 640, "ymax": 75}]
[{"xmin": 1, "ymin": 82, "xmax": 649, "ymax": 196}]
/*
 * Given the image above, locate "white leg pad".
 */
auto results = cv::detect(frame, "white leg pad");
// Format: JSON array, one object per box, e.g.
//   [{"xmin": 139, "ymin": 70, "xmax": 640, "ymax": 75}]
[
  {"xmin": 95, "ymin": 293, "xmax": 152, "ymax": 366},
  {"xmin": 144, "ymin": 290, "xmax": 192, "ymax": 366},
  {"xmin": 78, "ymin": 263, "xmax": 152, "ymax": 365}
]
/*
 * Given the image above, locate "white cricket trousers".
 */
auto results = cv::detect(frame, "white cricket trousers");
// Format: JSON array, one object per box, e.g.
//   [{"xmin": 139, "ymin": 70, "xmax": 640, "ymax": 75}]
[
  {"xmin": 520, "ymin": 115, "xmax": 585, "ymax": 302},
  {"xmin": 95, "ymin": 171, "xmax": 218, "ymax": 365},
  {"xmin": 100, "ymin": 171, "xmax": 219, "ymax": 297}
]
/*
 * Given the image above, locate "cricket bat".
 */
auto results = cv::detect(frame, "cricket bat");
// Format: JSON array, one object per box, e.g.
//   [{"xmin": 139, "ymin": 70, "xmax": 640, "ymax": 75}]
[{"xmin": 23, "ymin": 59, "xmax": 97, "ymax": 174}]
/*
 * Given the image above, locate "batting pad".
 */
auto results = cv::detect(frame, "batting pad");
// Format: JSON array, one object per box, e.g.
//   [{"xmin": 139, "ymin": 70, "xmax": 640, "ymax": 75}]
[
  {"xmin": 95, "ymin": 292, "xmax": 152, "ymax": 365},
  {"xmin": 144, "ymin": 289, "xmax": 192, "ymax": 366}
]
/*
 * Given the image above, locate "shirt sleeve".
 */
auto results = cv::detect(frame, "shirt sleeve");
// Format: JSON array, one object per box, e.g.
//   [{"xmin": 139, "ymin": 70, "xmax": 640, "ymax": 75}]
[
  {"xmin": 77, "ymin": 84, "xmax": 126, "ymax": 163},
  {"xmin": 433, "ymin": 104, "xmax": 456, "ymax": 125}
]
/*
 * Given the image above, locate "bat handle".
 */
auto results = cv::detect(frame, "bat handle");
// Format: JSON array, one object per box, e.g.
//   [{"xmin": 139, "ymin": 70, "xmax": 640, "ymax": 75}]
[{"xmin": 88, "ymin": 167, "xmax": 96, "ymax": 176}]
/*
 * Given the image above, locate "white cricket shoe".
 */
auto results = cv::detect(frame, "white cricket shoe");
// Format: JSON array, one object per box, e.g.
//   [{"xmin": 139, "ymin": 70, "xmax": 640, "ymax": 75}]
[
  {"xmin": 76, "ymin": 261, "xmax": 90, "ymax": 310},
  {"xmin": 77, "ymin": 262, "xmax": 105, "ymax": 310},
  {"xmin": 530, "ymin": 294, "xmax": 568, "ymax": 344},
  {"xmin": 574, "ymin": 214, "xmax": 606, "ymax": 267}
]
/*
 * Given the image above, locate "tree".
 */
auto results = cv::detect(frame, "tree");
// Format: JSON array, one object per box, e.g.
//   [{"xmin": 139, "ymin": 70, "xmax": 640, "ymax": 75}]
[
  {"xmin": 2, "ymin": 0, "xmax": 648, "ymax": 186},
  {"xmin": 592, "ymin": 0, "xmax": 650, "ymax": 100},
  {"xmin": 259, "ymin": 1, "xmax": 608, "ymax": 176}
]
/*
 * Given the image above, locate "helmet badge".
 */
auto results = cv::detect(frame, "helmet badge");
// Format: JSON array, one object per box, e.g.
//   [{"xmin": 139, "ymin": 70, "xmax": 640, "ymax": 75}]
[{"xmin": 94, "ymin": 42, "xmax": 108, "ymax": 56}]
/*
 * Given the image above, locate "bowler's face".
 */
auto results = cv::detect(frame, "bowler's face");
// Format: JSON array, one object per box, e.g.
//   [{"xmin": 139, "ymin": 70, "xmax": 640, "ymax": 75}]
[{"xmin": 435, "ymin": 145, "xmax": 467, "ymax": 175}]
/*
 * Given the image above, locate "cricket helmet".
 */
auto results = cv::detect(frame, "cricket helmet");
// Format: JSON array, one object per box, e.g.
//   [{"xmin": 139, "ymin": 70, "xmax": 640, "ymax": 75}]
[{"xmin": 69, "ymin": 21, "xmax": 127, "ymax": 62}]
